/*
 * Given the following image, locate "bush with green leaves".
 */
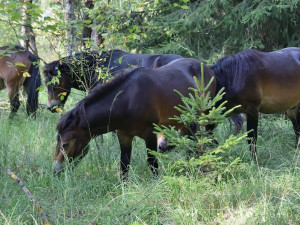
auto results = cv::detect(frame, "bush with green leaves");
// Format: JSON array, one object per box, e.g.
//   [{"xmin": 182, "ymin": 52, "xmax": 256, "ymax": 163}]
[{"xmin": 154, "ymin": 63, "xmax": 247, "ymax": 178}]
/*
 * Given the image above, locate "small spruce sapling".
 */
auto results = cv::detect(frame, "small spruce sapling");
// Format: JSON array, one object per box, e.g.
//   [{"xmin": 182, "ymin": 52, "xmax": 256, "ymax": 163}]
[{"xmin": 154, "ymin": 63, "xmax": 246, "ymax": 176}]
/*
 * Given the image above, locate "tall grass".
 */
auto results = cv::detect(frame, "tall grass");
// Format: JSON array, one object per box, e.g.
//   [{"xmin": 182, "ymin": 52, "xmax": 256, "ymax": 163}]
[{"xmin": 0, "ymin": 90, "xmax": 299, "ymax": 224}]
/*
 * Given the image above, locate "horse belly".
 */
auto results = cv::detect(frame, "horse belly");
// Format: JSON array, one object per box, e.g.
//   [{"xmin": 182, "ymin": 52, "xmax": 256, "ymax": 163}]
[{"xmin": 261, "ymin": 93, "xmax": 300, "ymax": 113}]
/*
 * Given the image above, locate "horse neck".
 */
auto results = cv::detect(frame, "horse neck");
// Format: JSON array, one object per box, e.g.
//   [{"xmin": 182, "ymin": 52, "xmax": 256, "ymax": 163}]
[
  {"xmin": 83, "ymin": 90, "xmax": 128, "ymax": 136},
  {"xmin": 68, "ymin": 71, "xmax": 96, "ymax": 92},
  {"xmin": 66, "ymin": 59, "xmax": 99, "ymax": 91}
]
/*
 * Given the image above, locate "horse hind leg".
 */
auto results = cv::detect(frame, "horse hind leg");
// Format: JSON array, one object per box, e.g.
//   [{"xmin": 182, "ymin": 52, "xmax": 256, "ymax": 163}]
[
  {"xmin": 285, "ymin": 105, "xmax": 300, "ymax": 147},
  {"xmin": 7, "ymin": 87, "xmax": 20, "ymax": 118}
]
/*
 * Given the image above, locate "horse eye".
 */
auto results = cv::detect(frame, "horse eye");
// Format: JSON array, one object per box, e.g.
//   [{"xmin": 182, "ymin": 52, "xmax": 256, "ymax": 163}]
[{"xmin": 62, "ymin": 143, "xmax": 69, "ymax": 148}]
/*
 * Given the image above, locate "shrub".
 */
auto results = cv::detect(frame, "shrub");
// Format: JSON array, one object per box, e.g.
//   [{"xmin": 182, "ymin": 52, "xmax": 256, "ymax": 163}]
[{"xmin": 154, "ymin": 63, "xmax": 246, "ymax": 178}]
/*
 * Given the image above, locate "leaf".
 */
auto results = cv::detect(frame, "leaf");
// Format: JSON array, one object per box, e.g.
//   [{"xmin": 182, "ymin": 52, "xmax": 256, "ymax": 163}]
[
  {"xmin": 23, "ymin": 72, "xmax": 31, "ymax": 77},
  {"xmin": 118, "ymin": 56, "xmax": 123, "ymax": 64},
  {"xmin": 84, "ymin": 20, "xmax": 92, "ymax": 24},
  {"xmin": 15, "ymin": 62, "xmax": 26, "ymax": 67},
  {"xmin": 56, "ymin": 108, "xmax": 63, "ymax": 114}
]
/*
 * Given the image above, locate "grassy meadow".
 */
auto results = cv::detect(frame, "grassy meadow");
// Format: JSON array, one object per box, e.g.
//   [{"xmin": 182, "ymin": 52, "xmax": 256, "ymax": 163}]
[{"xmin": 0, "ymin": 89, "xmax": 300, "ymax": 225}]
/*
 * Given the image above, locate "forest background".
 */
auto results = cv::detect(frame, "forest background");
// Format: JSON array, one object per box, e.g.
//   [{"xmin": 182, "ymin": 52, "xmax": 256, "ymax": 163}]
[{"xmin": 1, "ymin": 0, "xmax": 300, "ymax": 63}]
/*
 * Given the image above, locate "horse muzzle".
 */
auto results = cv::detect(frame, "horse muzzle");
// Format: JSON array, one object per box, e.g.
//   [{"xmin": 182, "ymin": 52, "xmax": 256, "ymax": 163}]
[
  {"xmin": 47, "ymin": 100, "xmax": 64, "ymax": 113},
  {"xmin": 52, "ymin": 160, "xmax": 65, "ymax": 174},
  {"xmin": 157, "ymin": 134, "xmax": 170, "ymax": 153}
]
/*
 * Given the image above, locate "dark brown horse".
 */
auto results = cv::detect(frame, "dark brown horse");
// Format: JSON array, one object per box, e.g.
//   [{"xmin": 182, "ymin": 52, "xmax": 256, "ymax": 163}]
[
  {"xmin": 0, "ymin": 45, "xmax": 41, "ymax": 117},
  {"xmin": 52, "ymin": 58, "xmax": 216, "ymax": 177},
  {"xmin": 44, "ymin": 50, "xmax": 182, "ymax": 112},
  {"xmin": 210, "ymin": 47, "xmax": 300, "ymax": 157}
]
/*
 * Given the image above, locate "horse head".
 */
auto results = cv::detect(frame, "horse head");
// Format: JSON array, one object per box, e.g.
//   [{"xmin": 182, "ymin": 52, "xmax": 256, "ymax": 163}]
[
  {"xmin": 44, "ymin": 60, "xmax": 72, "ymax": 112},
  {"xmin": 53, "ymin": 103, "xmax": 90, "ymax": 173}
]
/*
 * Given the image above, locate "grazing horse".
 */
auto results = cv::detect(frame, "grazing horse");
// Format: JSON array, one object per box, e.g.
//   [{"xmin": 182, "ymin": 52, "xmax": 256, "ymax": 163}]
[
  {"xmin": 52, "ymin": 58, "xmax": 216, "ymax": 177},
  {"xmin": 44, "ymin": 50, "xmax": 182, "ymax": 112},
  {"xmin": 0, "ymin": 45, "xmax": 41, "ymax": 117},
  {"xmin": 210, "ymin": 47, "xmax": 300, "ymax": 157}
]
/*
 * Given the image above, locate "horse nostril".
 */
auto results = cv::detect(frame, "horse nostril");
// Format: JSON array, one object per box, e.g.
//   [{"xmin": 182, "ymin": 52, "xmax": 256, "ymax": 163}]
[{"xmin": 158, "ymin": 143, "xmax": 167, "ymax": 152}]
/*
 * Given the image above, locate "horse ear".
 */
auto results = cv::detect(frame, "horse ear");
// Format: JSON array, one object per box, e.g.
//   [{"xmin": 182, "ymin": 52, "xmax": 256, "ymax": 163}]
[
  {"xmin": 57, "ymin": 60, "xmax": 64, "ymax": 71},
  {"xmin": 58, "ymin": 60, "xmax": 71, "ymax": 74}
]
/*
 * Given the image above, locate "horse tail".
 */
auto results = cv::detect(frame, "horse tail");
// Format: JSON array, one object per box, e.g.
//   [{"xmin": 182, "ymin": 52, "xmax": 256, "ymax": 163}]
[
  {"xmin": 229, "ymin": 114, "xmax": 244, "ymax": 134},
  {"xmin": 25, "ymin": 52, "xmax": 41, "ymax": 116}
]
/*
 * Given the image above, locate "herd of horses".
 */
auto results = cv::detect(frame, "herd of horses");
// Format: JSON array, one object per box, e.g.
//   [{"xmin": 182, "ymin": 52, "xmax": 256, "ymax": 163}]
[{"xmin": 1, "ymin": 45, "xmax": 300, "ymax": 178}]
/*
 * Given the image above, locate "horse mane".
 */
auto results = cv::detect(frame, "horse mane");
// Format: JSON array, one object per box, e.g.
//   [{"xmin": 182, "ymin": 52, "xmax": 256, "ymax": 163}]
[
  {"xmin": 210, "ymin": 49, "xmax": 266, "ymax": 91},
  {"xmin": 57, "ymin": 101, "xmax": 86, "ymax": 133},
  {"xmin": 44, "ymin": 60, "xmax": 59, "ymax": 79},
  {"xmin": 44, "ymin": 51, "xmax": 113, "ymax": 83}
]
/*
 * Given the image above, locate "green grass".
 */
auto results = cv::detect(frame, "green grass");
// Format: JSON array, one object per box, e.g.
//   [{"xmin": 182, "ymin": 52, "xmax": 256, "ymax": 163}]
[{"xmin": 0, "ymin": 90, "xmax": 299, "ymax": 224}]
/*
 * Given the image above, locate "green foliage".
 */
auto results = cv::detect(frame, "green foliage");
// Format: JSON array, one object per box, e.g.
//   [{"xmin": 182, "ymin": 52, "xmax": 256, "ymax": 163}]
[
  {"xmin": 87, "ymin": 0, "xmax": 300, "ymax": 59},
  {"xmin": 154, "ymin": 64, "xmax": 245, "ymax": 177},
  {"xmin": 1, "ymin": 0, "xmax": 300, "ymax": 62},
  {"xmin": 144, "ymin": 0, "xmax": 300, "ymax": 59}
]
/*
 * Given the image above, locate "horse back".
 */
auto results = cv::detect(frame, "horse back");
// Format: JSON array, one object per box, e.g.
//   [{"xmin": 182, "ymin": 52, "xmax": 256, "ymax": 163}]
[
  {"xmin": 107, "ymin": 50, "xmax": 182, "ymax": 73},
  {"xmin": 125, "ymin": 58, "xmax": 215, "ymax": 127}
]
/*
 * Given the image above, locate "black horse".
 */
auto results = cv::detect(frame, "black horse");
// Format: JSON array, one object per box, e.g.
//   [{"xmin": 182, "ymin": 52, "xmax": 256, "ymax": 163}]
[
  {"xmin": 52, "ymin": 58, "xmax": 217, "ymax": 177},
  {"xmin": 0, "ymin": 45, "xmax": 41, "ymax": 117},
  {"xmin": 211, "ymin": 47, "xmax": 300, "ymax": 157},
  {"xmin": 44, "ymin": 50, "xmax": 182, "ymax": 112}
]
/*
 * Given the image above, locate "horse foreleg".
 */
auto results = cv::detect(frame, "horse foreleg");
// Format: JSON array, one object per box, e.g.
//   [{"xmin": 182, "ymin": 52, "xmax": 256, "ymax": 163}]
[
  {"xmin": 246, "ymin": 107, "xmax": 259, "ymax": 160},
  {"xmin": 117, "ymin": 130, "xmax": 133, "ymax": 180},
  {"xmin": 7, "ymin": 87, "xmax": 20, "ymax": 118},
  {"xmin": 144, "ymin": 131, "xmax": 159, "ymax": 176}
]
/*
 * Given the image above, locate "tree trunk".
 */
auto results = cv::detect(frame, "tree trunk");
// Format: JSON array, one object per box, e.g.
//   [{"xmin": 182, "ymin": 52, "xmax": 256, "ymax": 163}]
[
  {"xmin": 66, "ymin": 0, "xmax": 75, "ymax": 56},
  {"xmin": 95, "ymin": 33, "xmax": 105, "ymax": 49},
  {"xmin": 20, "ymin": 0, "xmax": 39, "ymax": 58},
  {"xmin": 82, "ymin": 0, "xmax": 105, "ymax": 50},
  {"xmin": 82, "ymin": 0, "xmax": 94, "ymax": 49}
]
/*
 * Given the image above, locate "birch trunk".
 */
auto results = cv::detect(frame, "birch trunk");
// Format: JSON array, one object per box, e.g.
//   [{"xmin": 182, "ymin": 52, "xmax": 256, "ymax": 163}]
[
  {"xmin": 20, "ymin": 0, "xmax": 39, "ymax": 58},
  {"xmin": 66, "ymin": 0, "xmax": 75, "ymax": 56}
]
